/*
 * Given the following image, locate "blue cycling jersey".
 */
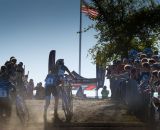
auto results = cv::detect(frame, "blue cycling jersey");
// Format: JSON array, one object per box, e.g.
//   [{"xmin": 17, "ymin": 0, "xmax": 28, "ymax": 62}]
[
  {"xmin": 45, "ymin": 73, "xmax": 57, "ymax": 87},
  {"xmin": 57, "ymin": 65, "xmax": 67, "ymax": 77},
  {"xmin": 0, "ymin": 80, "xmax": 14, "ymax": 97}
]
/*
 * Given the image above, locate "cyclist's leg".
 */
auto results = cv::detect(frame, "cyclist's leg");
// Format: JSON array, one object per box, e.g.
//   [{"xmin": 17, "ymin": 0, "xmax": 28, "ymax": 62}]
[
  {"xmin": 52, "ymin": 86, "xmax": 59, "ymax": 118},
  {"xmin": 44, "ymin": 87, "xmax": 51, "ymax": 116},
  {"xmin": 54, "ymin": 96, "xmax": 59, "ymax": 117}
]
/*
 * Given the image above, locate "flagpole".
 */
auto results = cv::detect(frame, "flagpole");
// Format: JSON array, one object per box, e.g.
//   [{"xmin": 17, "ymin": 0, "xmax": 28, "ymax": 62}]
[{"xmin": 79, "ymin": 0, "xmax": 82, "ymax": 76}]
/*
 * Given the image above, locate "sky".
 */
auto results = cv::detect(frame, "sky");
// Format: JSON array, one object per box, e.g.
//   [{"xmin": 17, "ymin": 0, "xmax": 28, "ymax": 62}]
[{"xmin": 0, "ymin": 0, "xmax": 98, "ymax": 85}]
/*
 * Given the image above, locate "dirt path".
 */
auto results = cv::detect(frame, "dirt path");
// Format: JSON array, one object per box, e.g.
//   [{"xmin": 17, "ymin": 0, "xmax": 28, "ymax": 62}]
[{"xmin": 0, "ymin": 98, "xmax": 159, "ymax": 130}]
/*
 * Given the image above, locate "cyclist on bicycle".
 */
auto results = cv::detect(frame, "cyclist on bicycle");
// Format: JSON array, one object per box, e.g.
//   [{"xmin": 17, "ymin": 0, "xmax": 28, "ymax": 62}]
[
  {"xmin": 0, "ymin": 66, "xmax": 16, "ymax": 118},
  {"xmin": 44, "ymin": 59, "xmax": 74, "ymax": 119},
  {"xmin": 55, "ymin": 59, "xmax": 74, "ymax": 84}
]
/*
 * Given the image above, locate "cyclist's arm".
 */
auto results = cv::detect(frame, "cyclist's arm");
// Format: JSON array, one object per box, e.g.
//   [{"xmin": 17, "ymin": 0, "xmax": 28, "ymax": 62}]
[{"xmin": 64, "ymin": 66, "xmax": 75, "ymax": 79}]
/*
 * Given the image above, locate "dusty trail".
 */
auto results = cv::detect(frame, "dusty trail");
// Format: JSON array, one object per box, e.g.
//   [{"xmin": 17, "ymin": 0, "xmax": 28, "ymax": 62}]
[
  {"xmin": 1, "ymin": 99, "xmax": 70, "ymax": 130},
  {"xmin": 0, "ymin": 98, "xmax": 159, "ymax": 130}
]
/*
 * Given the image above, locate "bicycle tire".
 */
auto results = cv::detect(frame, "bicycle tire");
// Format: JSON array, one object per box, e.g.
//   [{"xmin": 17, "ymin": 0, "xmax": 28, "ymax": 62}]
[
  {"xmin": 16, "ymin": 95, "xmax": 29, "ymax": 125},
  {"xmin": 60, "ymin": 85, "xmax": 73, "ymax": 121}
]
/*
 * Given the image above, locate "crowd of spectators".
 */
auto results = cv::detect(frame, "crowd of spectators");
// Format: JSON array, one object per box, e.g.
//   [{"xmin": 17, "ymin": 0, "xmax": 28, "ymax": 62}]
[
  {"xmin": 0, "ymin": 56, "xmax": 45, "ymax": 100},
  {"xmin": 106, "ymin": 48, "xmax": 160, "ymax": 121}
]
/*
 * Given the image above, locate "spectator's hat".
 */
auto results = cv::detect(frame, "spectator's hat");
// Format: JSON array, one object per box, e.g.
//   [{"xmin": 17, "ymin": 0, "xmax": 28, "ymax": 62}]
[
  {"xmin": 10, "ymin": 57, "xmax": 17, "ymax": 63},
  {"xmin": 148, "ymin": 58, "xmax": 156, "ymax": 65},
  {"xmin": 141, "ymin": 58, "xmax": 148, "ymax": 63},
  {"xmin": 124, "ymin": 64, "xmax": 132, "ymax": 71},
  {"xmin": 151, "ymin": 70, "xmax": 158, "ymax": 78},
  {"xmin": 123, "ymin": 58, "xmax": 128, "ymax": 64}
]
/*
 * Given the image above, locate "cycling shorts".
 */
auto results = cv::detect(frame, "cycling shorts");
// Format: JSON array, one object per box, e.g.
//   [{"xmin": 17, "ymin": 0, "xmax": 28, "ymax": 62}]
[{"xmin": 45, "ymin": 86, "xmax": 58, "ymax": 100}]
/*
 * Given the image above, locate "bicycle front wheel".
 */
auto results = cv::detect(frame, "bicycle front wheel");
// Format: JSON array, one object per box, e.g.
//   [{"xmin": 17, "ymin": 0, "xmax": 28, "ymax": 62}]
[
  {"xmin": 16, "ymin": 96, "xmax": 29, "ymax": 125},
  {"xmin": 61, "ymin": 85, "xmax": 73, "ymax": 122}
]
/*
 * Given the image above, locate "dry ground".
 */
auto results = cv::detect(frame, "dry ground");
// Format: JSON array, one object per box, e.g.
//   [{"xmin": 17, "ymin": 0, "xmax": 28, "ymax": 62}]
[{"xmin": 0, "ymin": 98, "xmax": 154, "ymax": 130}]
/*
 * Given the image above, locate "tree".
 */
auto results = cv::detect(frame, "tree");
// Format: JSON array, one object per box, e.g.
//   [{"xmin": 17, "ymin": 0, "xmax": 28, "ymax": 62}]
[{"xmin": 86, "ymin": 0, "xmax": 160, "ymax": 65}]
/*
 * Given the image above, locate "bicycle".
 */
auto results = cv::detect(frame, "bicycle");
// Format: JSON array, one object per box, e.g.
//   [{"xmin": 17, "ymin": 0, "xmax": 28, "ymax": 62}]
[
  {"xmin": 16, "ymin": 93, "xmax": 29, "ymax": 125},
  {"xmin": 58, "ymin": 81, "xmax": 73, "ymax": 122}
]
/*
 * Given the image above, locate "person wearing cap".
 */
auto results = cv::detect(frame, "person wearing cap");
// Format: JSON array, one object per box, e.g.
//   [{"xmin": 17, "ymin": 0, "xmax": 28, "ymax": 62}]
[
  {"xmin": 141, "ymin": 58, "xmax": 148, "ymax": 63},
  {"xmin": 8, "ymin": 57, "xmax": 17, "ymax": 84},
  {"xmin": 101, "ymin": 86, "xmax": 109, "ymax": 99},
  {"xmin": 10, "ymin": 57, "xmax": 17, "ymax": 65},
  {"xmin": 26, "ymin": 79, "xmax": 34, "ymax": 99},
  {"xmin": 148, "ymin": 58, "xmax": 156, "ymax": 65},
  {"xmin": 123, "ymin": 64, "xmax": 133, "ymax": 78},
  {"xmin": 34, "ymin": 82, "xmax": 45, "ymax": 100},
  {"xmin": 140, "ymin": 53, "xmax": 147, "ymax": 59}
]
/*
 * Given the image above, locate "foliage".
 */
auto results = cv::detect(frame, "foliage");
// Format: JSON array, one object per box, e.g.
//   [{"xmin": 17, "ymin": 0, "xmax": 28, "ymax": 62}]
[{"xmin": 87, "ymin": 0, "xmax": 160, "ymax": 65}]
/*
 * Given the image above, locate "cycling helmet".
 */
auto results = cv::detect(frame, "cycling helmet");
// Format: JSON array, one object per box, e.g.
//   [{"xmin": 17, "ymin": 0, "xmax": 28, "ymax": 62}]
[
  {"xmin": 1, "ymin": 65, "xmax": 7, "ymax": 72},
  {"xmin": 30, "ymin": 79, "xmax": 33, "ymax": 82},
  {"xmin": 18, "ymin": 62, "xmax": 23, "ymax": 66},
  {"xmin": 56, "ymin": 59, "xmax": 64, "ymax": 66},
  {"xmin": 5, "ymin": 61, "xmax": 10, "ymax": 66},
  {"xmin": 11, "ymin": 57, "xmax": 17, "ymax": 63},
  {"xmin": 10, "ymin": 56, "xmax": 15, "ymax": 61}
]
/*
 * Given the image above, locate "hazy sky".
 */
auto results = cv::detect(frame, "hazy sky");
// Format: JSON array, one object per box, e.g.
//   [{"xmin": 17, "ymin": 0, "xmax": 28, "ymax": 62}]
[{"xmin": 0, "ymin": 0, "xmax": 97, "ymax": 85}]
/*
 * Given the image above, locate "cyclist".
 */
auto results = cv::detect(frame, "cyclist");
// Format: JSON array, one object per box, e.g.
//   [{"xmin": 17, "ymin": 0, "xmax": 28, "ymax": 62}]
[
  {"xmin": 0, "ymin": 66, "xmax": 16, "ymax": 118},
  {"xmin": 44, "ymin": 59, "xmax": 74, "ymax": 119}
]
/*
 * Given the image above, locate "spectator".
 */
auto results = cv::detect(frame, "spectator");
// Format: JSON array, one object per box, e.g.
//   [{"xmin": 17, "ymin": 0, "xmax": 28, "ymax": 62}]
[
  {"xmin": 26, "ymin": 79, "xmax": 34, "ymax": 99},
  {"xmin": 101, "ymin": 86, "xmax": 109, "ymax": 99},
  {"xmin": 140, "ymin": 53, "xmax": 147, "ymax": 60},
  {"xmin": 76, "ymin": 86, "xmax": 86, "ymax": 98},
  {"xmin": 139, "ymin": 62, "xmax": 151, "ymax": 82},
  {"xmin": 34, "ymin": 82, "xmax": 45, "ymax": 99},
  {"xmin": 157, "ymin": 71, "xmax": 160, "ymax": 95}
]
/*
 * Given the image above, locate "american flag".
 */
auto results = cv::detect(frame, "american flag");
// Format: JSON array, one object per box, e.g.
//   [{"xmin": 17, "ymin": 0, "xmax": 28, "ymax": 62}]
[{"xmin": 81, "ymin": 0, "xmax": 99, "ymax": 18}]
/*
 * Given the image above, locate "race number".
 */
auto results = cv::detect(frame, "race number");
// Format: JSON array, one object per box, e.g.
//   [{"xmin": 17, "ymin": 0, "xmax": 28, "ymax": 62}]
[{"xmin": 46, "ymin": 77, "xmax": 54, "ymax": 85}]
